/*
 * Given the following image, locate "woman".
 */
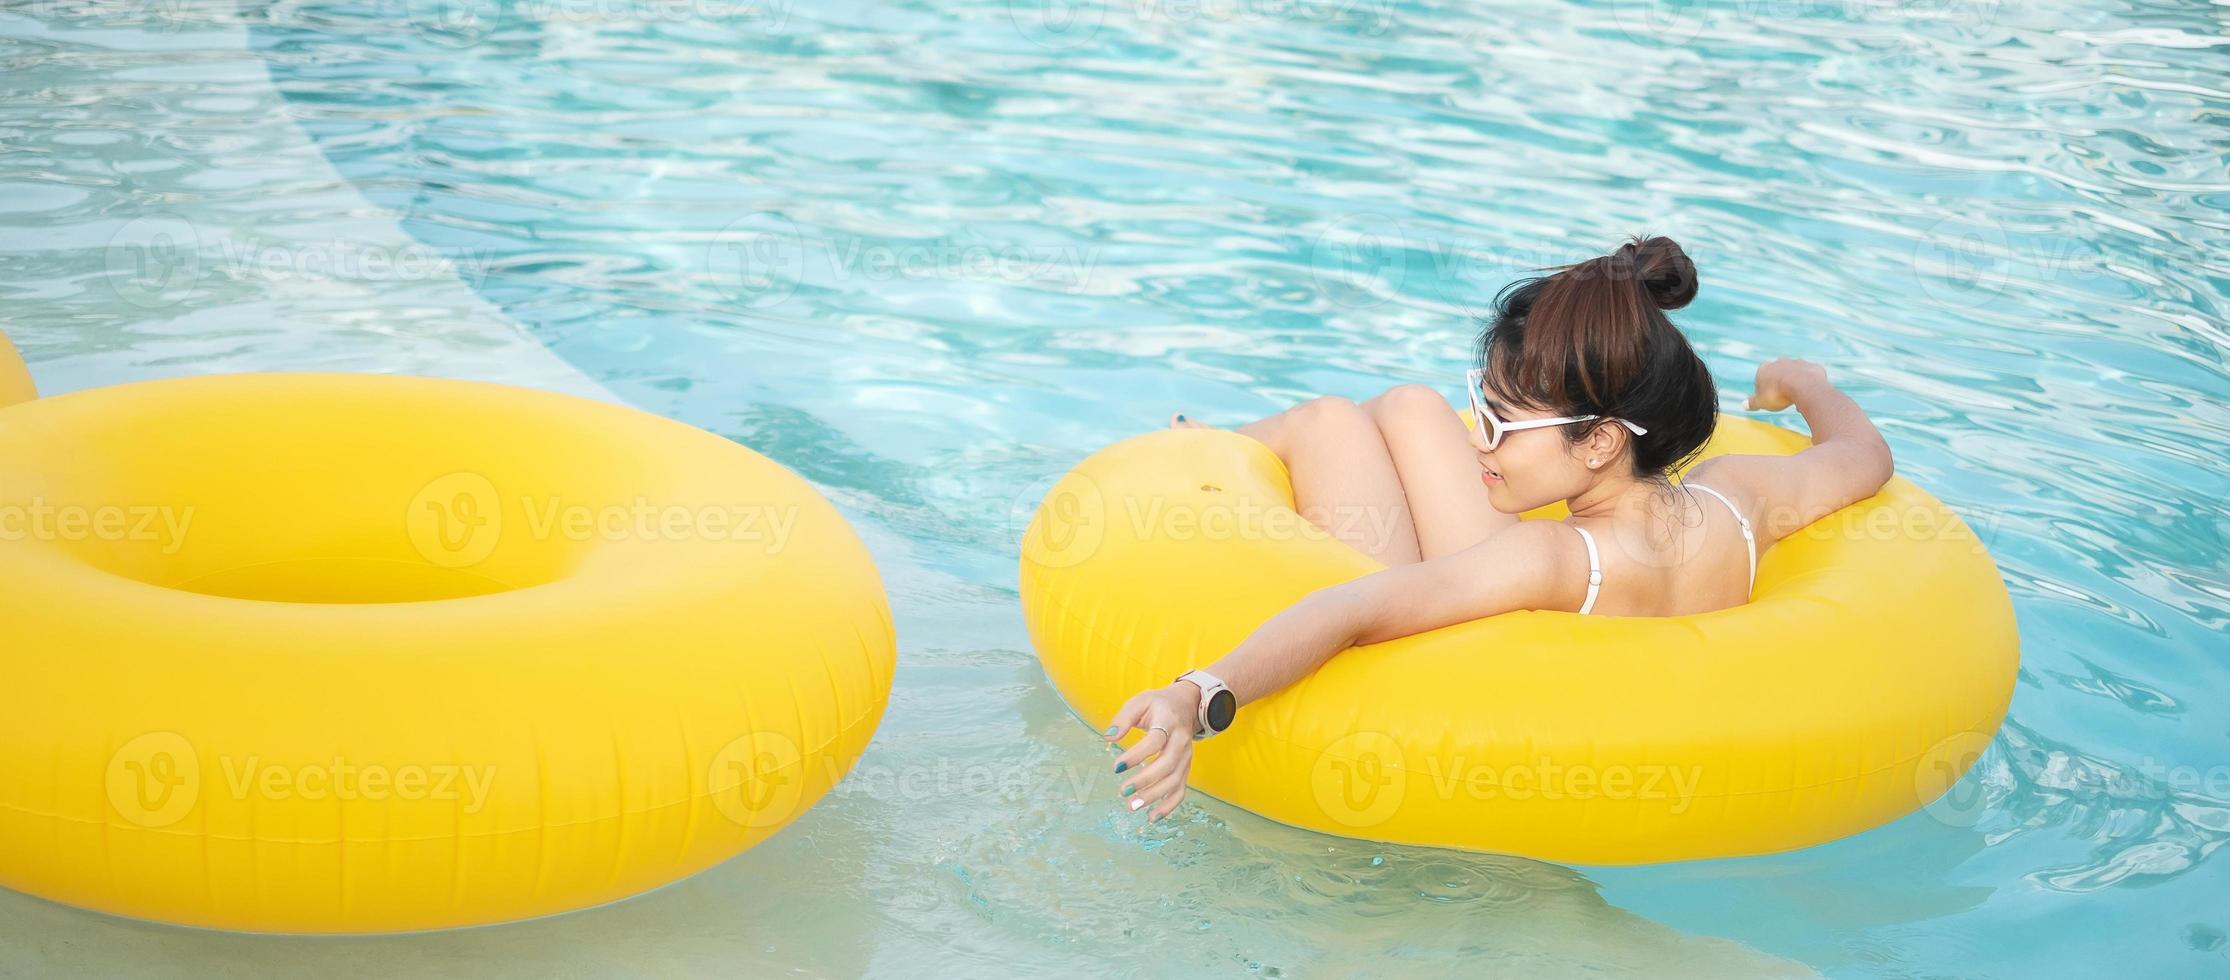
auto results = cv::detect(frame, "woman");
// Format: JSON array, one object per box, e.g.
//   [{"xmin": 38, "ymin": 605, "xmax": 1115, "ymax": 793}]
[{"xmin": 1107, "ymin": 236, "xmax": 1895, "ymax": 823}]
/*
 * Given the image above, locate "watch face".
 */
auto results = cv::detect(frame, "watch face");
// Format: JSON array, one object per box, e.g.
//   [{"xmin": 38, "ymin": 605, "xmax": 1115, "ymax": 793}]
[{"xmin": 1205, "ymin": 689, "xmax": 1238, "ymax": 732}]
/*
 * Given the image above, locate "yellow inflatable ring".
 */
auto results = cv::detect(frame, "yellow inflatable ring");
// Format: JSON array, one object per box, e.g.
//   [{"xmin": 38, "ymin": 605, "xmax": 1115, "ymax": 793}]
[
  {"xmin": 0, "ymin": 373, "xmax": 895, "ymax": 932},
  {"xmin": 0, "ymin": 329, "xmax": 33, "ymax": 408},
  {"xmin": 1022, "ymin": 415, "xmax": 2017, "ymax": 864}
]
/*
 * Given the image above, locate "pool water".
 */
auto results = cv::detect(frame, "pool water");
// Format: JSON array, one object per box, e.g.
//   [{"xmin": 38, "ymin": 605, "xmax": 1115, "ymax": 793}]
[{"xmin": 5, "ymin": 0, "xmax": 2228, "ymax": 975}]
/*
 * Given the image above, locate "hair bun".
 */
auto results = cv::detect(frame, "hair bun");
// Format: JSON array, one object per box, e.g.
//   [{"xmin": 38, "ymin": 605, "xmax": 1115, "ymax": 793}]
[{"xmin": 1622, "ymin": 235, "xmax": 1697, "ymax": 311}]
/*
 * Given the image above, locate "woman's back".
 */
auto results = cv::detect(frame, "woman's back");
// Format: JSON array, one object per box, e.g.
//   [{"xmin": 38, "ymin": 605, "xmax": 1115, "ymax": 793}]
[{"xmin": 1564, "ymin": 480, "xmax": 1757, "ymax": 617}]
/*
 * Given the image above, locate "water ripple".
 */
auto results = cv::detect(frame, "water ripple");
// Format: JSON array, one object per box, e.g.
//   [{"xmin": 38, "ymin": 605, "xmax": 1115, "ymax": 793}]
[{"xmin": 4, "ymin": 0, "xmax": 2227, "ymax": 974}]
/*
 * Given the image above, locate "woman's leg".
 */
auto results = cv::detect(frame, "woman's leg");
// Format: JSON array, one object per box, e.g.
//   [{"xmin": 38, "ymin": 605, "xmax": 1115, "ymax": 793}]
[
  {"xmin": 1202, "ymin": 397, "xmax": 1423, "ymax": 565},
  {"xmin": 1361, "ymin": 384, "xmax": 1518, "ymax": 560}
]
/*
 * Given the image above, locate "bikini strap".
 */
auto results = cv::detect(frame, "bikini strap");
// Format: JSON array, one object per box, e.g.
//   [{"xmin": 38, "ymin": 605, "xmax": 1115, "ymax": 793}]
[
  {"xmin": 1570, "ymin": 524, "xmax": 1603, "ymax": 615},
  {"xmin": 1685, "ymin": 483, "xmax": 1757, "ymax": 595}
]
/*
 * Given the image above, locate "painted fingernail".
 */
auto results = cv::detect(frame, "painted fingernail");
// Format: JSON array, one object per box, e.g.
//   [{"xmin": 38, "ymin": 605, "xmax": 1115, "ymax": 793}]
[
  {"xmin": 1122, "ymin": 785, "xmax": 1135, "ymax": 797},
  {"xmin": 1103, "ymin": 725, "xmax": 1119, "ymax": 737},
  {"xmin": 1176, "ymin": 414, "xmax": 1186, "ymax": 422},
  {"xmin": 1129, "ymin": 798, "xmax": 1145, "ymax": 812},
  {"xmin": 1114, "ymin": 761, "xmax": 1127, "ymax": 774}
]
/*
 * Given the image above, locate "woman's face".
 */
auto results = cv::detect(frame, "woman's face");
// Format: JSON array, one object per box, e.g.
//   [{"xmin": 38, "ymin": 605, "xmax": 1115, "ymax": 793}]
[{"xmin": 1469, "ymin": 385, "xmax": 1600, "ymax": 513}]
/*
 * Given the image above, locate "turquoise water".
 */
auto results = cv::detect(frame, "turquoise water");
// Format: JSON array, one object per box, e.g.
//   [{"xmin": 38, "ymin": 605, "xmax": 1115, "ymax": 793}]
[{"xmin": 5, "ymin": 0, "xmax": 2229, "ymax": 975}]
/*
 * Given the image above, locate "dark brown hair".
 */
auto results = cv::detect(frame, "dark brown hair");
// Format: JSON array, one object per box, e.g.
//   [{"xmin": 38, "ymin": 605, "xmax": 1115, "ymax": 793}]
[{"xmin": 1475, "ymin": 235, "xmax": 1717, "ymax": 476}]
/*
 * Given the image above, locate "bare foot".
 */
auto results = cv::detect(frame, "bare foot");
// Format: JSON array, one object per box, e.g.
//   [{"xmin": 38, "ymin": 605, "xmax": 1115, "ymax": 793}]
[{"xmin": 1169, "ymin": 413, "xmax": 1210, "ymax": 429}]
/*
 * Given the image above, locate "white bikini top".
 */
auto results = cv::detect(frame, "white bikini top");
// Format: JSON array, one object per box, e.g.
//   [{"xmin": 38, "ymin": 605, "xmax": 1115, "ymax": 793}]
[{"xmin": 1569, "ymin": 483, "xmax": 1756, "ymax": 615}]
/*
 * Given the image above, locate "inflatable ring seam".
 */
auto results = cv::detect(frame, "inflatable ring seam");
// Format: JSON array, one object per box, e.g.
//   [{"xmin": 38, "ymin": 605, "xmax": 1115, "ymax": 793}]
[
  {"xmin": 1237, "ymin": 720, "xmax": 1964, "ymax": 802},
  {"xmin": 0, "ymin": 709, "xmax": 884, "ymax": 844},
  {"xmin": 1036, "ymin": 588, "xmax": 1973, "ymax": 802},
  {"xmin": 162, "ymin": 555, "xmax": 525, "ymax": 595}
]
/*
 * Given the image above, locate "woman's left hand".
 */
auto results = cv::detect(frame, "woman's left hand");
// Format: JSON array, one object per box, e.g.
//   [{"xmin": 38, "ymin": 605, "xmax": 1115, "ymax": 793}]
[{"xmin": 1105, "ymin": 682, "xmax": 1202, "ymax": 823}]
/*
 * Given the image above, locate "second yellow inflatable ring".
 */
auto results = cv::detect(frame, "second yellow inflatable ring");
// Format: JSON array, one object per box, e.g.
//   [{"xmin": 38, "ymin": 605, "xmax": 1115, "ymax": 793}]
[
  {"xmin": 1021, "ymin": 415, "xmax": 2017, "ymax": 864},
  {"xmin": 0, "ymin": 373, "xmax": 895, "ymax": 932},
  {"xmin": 0, "ymin": 329, "xmax": 33, "ymax": 407}
]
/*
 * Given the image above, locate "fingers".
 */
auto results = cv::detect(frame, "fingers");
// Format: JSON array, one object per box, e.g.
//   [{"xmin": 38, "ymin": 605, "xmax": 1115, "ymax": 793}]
[
  {"xmin": 1119, "ymin": 728, "xmax": 1188, "ymax": 797},
  {"xmin": 1122, "ymin": 735, "xmax": 1190, "ymax": 821},
  {"xmin": 1102, "ymin": 694, "xmax": 1196, "ymax": 825},
  {"xmin": 1147, "ymin": 782, "xmax": 1188, "ymax": 823},
  {"xmin": 1114, "ymin": 721, "xmax": 1169, "ymax": 774},
  {"xmin": 1104, "ymin": 694, "xmax": 1148, "ymax": 741}
]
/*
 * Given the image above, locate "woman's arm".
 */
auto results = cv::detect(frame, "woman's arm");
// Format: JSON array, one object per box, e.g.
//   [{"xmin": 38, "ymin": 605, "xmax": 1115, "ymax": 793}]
[
  {"xmin": 1199, "ymin": 518, "xmax": 1573, "ymax": 704},
  {"xmin": 1690, "ymin": 358, "xmax": 1894, "ymax": 547},
  {"xmin": 1104, "ymin": 518, "xmax": 1576, "ymax": 822}
]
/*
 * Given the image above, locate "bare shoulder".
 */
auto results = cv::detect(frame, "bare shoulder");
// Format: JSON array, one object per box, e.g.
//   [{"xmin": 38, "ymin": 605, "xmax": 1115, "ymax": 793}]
[
  {"xmin": 1484, "ymin": 516, "xmax": 1580, "ymax": 561},
  {"xmin": 1413, "ymin": 516, "xmax": 1579, "ymax": 595},
  {"xmin": 1345, "ymin": 516, "xmax": 1585, "ymax": 643},
  {"xmin": 1683, "ymin": 454, "xmax": 1774, "ymax": 503},
  {"xmin": 1470, "ymin": 517, "xmax": 1587, "ymax": 606},
  {"xmin": 1685, "ymin": 443, "xmax": 1891, "ymax": 547}
]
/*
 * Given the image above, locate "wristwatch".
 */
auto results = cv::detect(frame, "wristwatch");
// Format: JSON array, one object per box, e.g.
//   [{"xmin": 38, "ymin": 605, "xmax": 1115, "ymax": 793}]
[{"xmin": 1174, "ymin": 670, "xmax": 1237, "ymax": 740}]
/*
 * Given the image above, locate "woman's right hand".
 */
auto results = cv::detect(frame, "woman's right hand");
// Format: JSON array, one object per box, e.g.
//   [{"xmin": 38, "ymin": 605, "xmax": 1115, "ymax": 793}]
[
  {"xmin": 1745, "ymin": 357, "xmax": 1830, "ymax": 412},
  {"xmin": 1104, "ymin": 683, "xmax": 1203, "ymax": 823}
]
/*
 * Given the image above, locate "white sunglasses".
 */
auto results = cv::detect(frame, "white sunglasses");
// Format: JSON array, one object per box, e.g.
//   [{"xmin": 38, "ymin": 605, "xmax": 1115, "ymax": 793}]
[{"xmin": 1465, "ymin": 368, "xmax": 1648, "ymax": 451}]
